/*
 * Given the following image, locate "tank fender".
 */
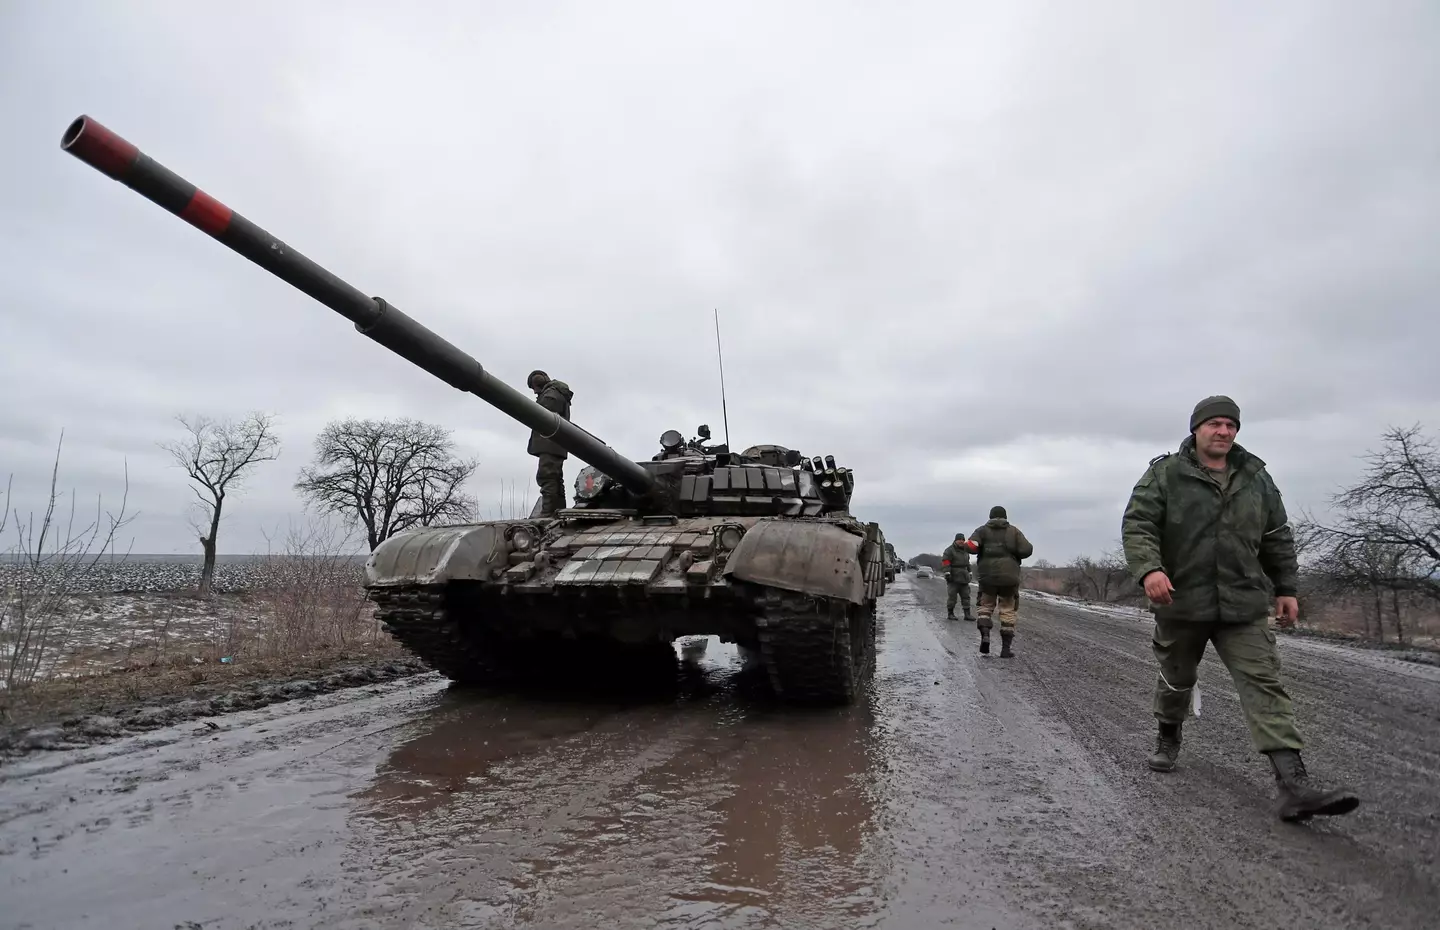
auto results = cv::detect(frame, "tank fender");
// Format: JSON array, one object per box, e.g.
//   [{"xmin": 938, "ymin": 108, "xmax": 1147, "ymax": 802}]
[
  {"xmin": 722, "ymin": 518, "xmax": 866, "ymax": 604},
  {"xmin": 364, "ymin": 524, "xmax": 510, "ymax": 587}
]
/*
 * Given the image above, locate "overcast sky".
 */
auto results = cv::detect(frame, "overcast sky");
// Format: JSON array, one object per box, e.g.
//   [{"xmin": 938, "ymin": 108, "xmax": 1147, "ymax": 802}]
[{"xmin": 2, "ymin": 0, "xmax": 1438, "ymax": 563}]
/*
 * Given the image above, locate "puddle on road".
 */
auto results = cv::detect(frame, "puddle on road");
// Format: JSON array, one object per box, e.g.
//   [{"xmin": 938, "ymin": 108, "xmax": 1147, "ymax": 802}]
[{"xmin": 331, "ymin": 638, "xmax": 886, "ymax": 928}]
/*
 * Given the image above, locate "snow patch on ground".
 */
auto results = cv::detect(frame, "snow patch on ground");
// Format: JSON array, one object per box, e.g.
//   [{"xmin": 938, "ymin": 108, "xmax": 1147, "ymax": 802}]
[
  {"xmin": 1025, "ymin": 589, "xmax": 1153, "ymax": 621},
  {"xmin": 5, "ymin": 591, "xmax": 291, "ymax": 681}
]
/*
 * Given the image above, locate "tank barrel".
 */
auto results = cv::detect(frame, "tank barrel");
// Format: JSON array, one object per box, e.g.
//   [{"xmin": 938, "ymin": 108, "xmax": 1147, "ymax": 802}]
[{"xmin": 60, "ymin": 115, "xmax": 656, "ymax": 496}]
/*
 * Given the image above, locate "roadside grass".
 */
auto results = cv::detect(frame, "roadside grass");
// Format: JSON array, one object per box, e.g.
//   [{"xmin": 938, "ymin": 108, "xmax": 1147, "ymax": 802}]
[{"xmin": 2, "ymin": 518, "xmax": 408, "ymax": 727}]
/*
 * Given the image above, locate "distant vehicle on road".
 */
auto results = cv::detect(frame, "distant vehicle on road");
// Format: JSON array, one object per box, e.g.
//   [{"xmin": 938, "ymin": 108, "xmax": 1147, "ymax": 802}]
[{"xmin": 916, "ymin": 566, "xmax": 935, "ymax": 579}]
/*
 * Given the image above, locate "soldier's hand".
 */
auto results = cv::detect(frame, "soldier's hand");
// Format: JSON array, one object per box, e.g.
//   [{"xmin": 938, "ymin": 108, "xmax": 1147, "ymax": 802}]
[
  {"xmin": 1142, "ymin": 570, "xmax": 1174, "ymax": 605},
  {"xmin": 1274, "ymin": 596, "xmax": 1299, "ymax": 628}
]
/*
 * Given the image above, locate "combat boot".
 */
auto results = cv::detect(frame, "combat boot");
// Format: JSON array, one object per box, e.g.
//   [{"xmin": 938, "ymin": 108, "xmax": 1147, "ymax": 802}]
[
  {"xmin": 999, "ymin": 632, "xmax": 1014, "ymax": 658},
  {"xmin": 1266, "ymin": 750, "xmax": 1360, "ymax": 822},
  {"xmin": 1148, "ymin": 722, "xmax": 1182, "ymax": 772},
  {"xmin": 979, "ymin": 629, "xmax": 990, "ymax": 654},
  {"xmin": 946, "ymin": 608, "xmax": 956, "ymax": 620}
]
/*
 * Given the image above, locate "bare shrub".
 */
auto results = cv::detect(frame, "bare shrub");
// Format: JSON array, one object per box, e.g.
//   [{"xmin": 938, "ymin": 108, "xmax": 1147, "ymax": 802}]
[
  {"xmin": 1048, "ymin": 543, "xmax": 1144, "ymax": 606},
  {"xmin": 247, "ymin": 516, "xmax": 382, "ymax": 658},
  {"xmin": 0, "ymin": 433, "xmax": 136, "ymax": 708},
  {"xmin": 1021, "ymin": 568, "xmax": 1069, "ymax": 595}
]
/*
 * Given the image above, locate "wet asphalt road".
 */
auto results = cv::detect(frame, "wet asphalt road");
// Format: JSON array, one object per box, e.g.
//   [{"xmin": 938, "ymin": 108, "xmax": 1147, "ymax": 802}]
[{"xmin": 2, "ymin": 574, "xmax": 1438, "ymax": 929}]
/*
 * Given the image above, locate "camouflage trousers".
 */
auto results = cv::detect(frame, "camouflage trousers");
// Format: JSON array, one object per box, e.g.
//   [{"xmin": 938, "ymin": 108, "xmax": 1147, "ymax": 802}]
[
  {"xmin": 1151, "ymin": 617, "xmax": 1303, "ymax": 753},
  {"xmin": 534, "ymin": 453, "xmax": 566, "ymax": 516},
  {"xmin": 945, "ymin": 576, "xmax": 972, "ymax": 616},
  {"xmin": 976, "ymin": 584, "xmax": 1019, "ymax": 632}
]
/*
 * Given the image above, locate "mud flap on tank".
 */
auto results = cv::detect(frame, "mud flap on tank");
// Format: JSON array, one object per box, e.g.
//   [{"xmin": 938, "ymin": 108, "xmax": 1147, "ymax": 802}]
[
  {"xmin": 364, "ymin": 524, "xmax": 511, "ymax": 587},
  {"xmin": 722, "ymin": 518, "xmax": 866, "ymax": 605}
]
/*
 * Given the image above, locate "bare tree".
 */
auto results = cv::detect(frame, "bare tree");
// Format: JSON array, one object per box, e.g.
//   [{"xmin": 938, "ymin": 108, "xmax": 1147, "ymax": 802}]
[
  {"xmin": 1296, "ymin": 534, "xmax": 1419, "ymax": 643},
  {"xmin": 1, "ymin": 432, "xmax": 136, "ymax": 700},
  {"xmin": 1333, "ymin": 425, "xmax": 1440, "ymax": 596},
  {"xmin": 159, "ymin": 412, "xmax": 281, "ymax": 597},
  {"xmin": 1295, "ymin": 423, "xmax": 1440, "ymax": 644},
  {"xmin": 293, "ymin": 417, "xmax": 479, "ymax": 550}
]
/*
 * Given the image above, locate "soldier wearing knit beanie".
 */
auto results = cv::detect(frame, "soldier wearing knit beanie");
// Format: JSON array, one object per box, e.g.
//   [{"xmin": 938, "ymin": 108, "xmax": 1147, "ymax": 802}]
[
  {"xmin": 1190, "ymin": 395, "xmax": 1241, "ymax": 433},
  {"xmin": 1119, "ymin": 393, "xmax": 1362, "ymax": 822}
]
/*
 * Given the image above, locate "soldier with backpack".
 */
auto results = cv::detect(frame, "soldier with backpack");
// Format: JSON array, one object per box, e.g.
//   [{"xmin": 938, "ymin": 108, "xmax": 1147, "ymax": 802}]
[{"xmin": 968, "ymin": 506, "xmax": 1034, "ymax": 656}]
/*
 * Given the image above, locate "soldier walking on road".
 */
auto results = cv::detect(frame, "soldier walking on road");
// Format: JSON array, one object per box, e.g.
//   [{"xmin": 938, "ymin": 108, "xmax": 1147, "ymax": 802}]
[
  {"xmin": 969, "ymin": 506, "xmax": 1033, "ymax": 657},
  {"xmin": 942, "ymin": 532, "xmax": 976, "ymax": 622},
  {"xmin": 526, "ymin": 369, "xmax": 574, "ymax": 517},
  {"xmin": 1122, "ymin": 395, "xmax": 1360, "ymax": 822}
]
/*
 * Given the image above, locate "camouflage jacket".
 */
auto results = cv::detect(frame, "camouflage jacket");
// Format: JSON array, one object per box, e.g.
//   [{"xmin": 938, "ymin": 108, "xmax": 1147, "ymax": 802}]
[
  {"xmin": 941, "ymin": 542, "xmax": 971, "ymax": 581},
  {"xmin": 1121, "ymin": 436, "xmax": 1298, "ymax": 624},
  {"xmin": 527, "ymin": 379, "xmax": 573, "ymax": 458},
  {"xmin": 968, "ymin": 518, "xmax": 1033, "ymax": 587}
]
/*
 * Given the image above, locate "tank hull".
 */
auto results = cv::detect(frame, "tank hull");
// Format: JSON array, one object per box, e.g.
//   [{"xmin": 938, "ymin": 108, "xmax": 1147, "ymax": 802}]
[{"xmin": 364, "ymin": 512, "xmax": 888, "ymax": 703}]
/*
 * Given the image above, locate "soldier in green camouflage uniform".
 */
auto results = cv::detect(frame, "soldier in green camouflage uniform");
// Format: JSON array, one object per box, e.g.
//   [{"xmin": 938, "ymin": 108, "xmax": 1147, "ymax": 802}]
[
  {"xmin": 526, "ymin": 370, "xmax": 574, "ymax": 517},
  {"xmin": 1122, "ymin": 395, "xmax": 1360, "ymax": 822},
  {"xmin": 969, "ymin": 506, "xmax": 1033, "ymax": 657},
  {"xmin": 941, "ymin": 532, "xmax": 976, "ymax": 622}
]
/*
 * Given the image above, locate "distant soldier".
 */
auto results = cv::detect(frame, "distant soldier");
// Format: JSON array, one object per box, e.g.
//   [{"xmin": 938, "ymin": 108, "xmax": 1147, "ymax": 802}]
[
  {"xmin": 1122, "ymin": 394, "xmax": 1360, "ymax": 822},
  {"xmin": 526, "ymin": 369, "xmax": 574, "ymax": 517},
  {"xmin": 941, "ymin": 532, "xmax": 976, "ymax": 622},
  {"xmin": 968, "ymin": 506, "xmax": 1033, "ymax": 657}
]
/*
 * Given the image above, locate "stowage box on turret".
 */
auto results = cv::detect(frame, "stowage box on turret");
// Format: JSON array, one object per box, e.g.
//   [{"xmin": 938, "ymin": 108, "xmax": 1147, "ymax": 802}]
[{"xmin": 61, "ymin": 115, "xmax": 891, "ymax": 703}]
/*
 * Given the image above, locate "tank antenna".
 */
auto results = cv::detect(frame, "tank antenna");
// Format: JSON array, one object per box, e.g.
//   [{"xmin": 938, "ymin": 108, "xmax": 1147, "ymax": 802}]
[{"xmin": 713, "ymin": 308, "xmax": 731, "ymax": 448}]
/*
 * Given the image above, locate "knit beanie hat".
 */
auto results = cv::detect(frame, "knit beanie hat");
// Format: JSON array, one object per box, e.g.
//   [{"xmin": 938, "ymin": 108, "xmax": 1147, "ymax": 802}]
[
  {"xmin": 989, "ymin": 505, "xmax": 1007, "ymax": 519},
  {"xmin": 1190, "ymin": 395, "xmax": 1240, "ymax": 432}
]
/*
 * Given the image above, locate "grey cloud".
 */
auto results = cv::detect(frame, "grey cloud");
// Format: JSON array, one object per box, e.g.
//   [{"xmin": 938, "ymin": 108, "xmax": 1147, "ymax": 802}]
[{"xmin": 3, "ymin": 1, "xmax": 1439, "ymax": 562}]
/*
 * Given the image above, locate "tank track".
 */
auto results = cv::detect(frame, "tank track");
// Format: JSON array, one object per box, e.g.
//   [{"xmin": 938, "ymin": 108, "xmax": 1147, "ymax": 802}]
[
  {"xmin": 373, "ymin": 582, "xmax": 877, "ymax": 703},
  {"xmin": 369, "ymin": 584, "xmax": 682, "ymax": 689},
  {"xmin": 368, "ymin": 584, "xmax": 517, "ymax": 686},
  {"xmin": 754, "ymin": 589, "xmax": 877, "ymax": 704}
]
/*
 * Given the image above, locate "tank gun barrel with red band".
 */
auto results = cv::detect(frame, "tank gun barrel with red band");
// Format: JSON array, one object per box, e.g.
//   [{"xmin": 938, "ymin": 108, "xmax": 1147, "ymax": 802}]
[{"xmin": 59, "ymin": 114, "xmax": 656, "ymax": 497}]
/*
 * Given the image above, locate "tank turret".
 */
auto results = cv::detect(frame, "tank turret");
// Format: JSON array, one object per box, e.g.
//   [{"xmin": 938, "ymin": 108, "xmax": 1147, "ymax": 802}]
[{"xmin": 60, "ymin": 114, "xmax": 891, "ymax": 705}]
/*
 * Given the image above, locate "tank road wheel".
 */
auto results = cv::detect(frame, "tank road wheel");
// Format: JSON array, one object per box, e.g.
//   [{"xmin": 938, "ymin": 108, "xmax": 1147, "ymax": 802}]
[
  {"xmin": 368, "ymin": 585, "xmax": 515, "ymax": 687},
  {"xmin": 756, "ymin": 590, "xmax": 875, "ymax": 704}
]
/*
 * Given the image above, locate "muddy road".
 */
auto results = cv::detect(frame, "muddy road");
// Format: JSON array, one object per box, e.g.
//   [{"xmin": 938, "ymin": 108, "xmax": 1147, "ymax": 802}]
[{"xmin": 3, "ymin": 575, "xmax": 1437, "ymax": 929}]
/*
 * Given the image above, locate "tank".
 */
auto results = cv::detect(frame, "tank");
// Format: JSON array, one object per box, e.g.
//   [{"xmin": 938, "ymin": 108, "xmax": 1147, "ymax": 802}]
[
  {"xmin": 60, "ymin": 114, "xmax": 891, "ymax": 704},
  {"xmin": 882, "ymin": 542, "xmax": 900, "ymax": 582}
]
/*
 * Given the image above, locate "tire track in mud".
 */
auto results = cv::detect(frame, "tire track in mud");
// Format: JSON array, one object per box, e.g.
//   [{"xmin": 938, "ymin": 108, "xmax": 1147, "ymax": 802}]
[
  {"xmin": 861, "ymin": 580, "xmax": 1136, "ymax": 930},
  {"xmin": 0, "ymin": 675, "xmax": 454, "ymax": 929},
  {"xmin": 909, "ymin": 574, "xmax": 1440, "ymax": 930}
]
